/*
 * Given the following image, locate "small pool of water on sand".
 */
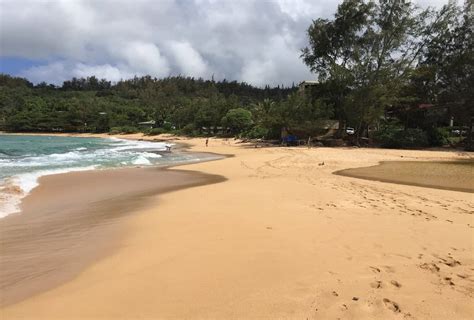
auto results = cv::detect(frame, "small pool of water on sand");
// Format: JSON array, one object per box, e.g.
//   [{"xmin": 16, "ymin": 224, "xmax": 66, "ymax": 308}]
[{"xmin": 334, "ymin": 160, "xmax": 474, "ymax": 193}]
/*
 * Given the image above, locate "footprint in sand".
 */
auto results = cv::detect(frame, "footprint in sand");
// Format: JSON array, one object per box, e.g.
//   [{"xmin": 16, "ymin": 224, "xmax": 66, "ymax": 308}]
[
  {"xmin": 370, "ymin": 280, "xmax": 382, "ymax": 289},
  {"xmin": 442, "ymin": 257, "xmax": 461, "ymax": 267},
  {"xmin": 434, "ymin": 255, "xmax": 461, "ymax": 267},
  {"xmin": 420, "ymin": 262, "xmax": 440, "ymax": 273},
  {"xmin": 369, "ymin": 266, "xmax": 381, "ymax": 273},
  {"xmin": 390, "ymin": 280, "xmax": 402, "ymax": 288},
  {"xmin": 382, "ymin": 265, "xmax": 396, "ymax": 273},
  {"xmin": 383, "ymin": 298, "xmax": 401, "ymax": 313},
  {"xmin": 443, "ymin": 277, "xmax": 455, "ymax": 286}
]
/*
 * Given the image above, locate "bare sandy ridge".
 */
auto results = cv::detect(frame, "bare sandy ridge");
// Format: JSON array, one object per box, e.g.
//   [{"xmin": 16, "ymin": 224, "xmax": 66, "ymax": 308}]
[{"xmin": 1, "ymin": 134, "xmax": 473, "ymax": 319}]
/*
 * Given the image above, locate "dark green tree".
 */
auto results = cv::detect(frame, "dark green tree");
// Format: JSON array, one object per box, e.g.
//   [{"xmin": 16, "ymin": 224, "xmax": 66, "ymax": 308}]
[
  {"xmin": 422, "ymin": 1, "xmax": 473, "ymax": 149},
  {"xmin": 221, "ymin": 108, "xmax": 253, "ymax": 134},
  {"xmin": 301, "ymin": 0, "xmax": 456, "ymax": 142}
]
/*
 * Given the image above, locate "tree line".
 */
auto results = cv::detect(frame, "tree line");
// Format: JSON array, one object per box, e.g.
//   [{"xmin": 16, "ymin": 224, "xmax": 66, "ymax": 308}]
[
  {"xmin": 0, "ymin": 74, "xmax": 302, "ymax": 138},
  {"xmin": 0, "ymin": 0, "xmax": 472, "ymax": 150},
  {"xmin": 302, "ymin": 0, "xmax": 472, "ymax": 149}
]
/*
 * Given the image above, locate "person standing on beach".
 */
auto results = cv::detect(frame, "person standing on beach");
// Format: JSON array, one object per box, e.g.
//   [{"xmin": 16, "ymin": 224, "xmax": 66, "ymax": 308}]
[
  {"xmin": 205, "ymin": 138, "xmax": 209, "ymax": 147},
  {"xmin": 307, "ymin": 136, "xmax": 312, "ymax": 149}
]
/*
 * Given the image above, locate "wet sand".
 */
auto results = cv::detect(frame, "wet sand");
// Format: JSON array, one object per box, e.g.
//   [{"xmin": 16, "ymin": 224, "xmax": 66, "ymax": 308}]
[
  {"xmin": 0, "ymin": 165, "xmax": 225, "ymax": 307},
  {"xmin": 1, "ymin": 135, "xmax": 473, "ymax": 319},
  {"xmin": 335, "ymin": 160, "xmax": 474, "ymax": 193}
]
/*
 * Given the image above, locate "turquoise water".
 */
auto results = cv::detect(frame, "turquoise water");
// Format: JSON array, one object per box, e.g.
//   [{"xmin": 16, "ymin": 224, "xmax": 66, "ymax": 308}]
[{"xmin": 0, "ymin": 135, "xmax": 183, "ymax": 217}]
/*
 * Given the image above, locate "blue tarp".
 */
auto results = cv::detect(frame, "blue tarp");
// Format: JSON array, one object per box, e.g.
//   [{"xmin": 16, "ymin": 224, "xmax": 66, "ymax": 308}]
[
  {"xmin": 283, "ymin": 135, "xmax": 297, "ymax": 144},
  {"xmin": 283, "ymin": 135, "xmax": 297, "ymax": 142}
]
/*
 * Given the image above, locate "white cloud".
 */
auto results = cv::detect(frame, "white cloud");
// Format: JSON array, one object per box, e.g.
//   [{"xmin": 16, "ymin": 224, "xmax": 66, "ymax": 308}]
[
  {"xmin": 21, "ymin": 61, "xmax": 136, "ymax": 84},
  {"xmin": 168, "ymin": 41, "xmax": 208, "ymax": 78},
  {"xmin": 20, "ymin": 62, "xmax": 68, "ymax": 84},
  {"xmin": 240, "ymin": 34, "xmax": 313, "ymax": 87},
  {"xmin": 118, "ymin": 41, "xmax": 170, "ymax": 77},
  {"xmin": 414, "ymin": 0, "xmax": 452, "ymax": 8},
  {"xmin": 1, "ymin": 0, "xmax": 451, "ymax": 86},
  {"xmin": 276, "ymin": 0, "xmax": 333, "ymax": 20},
  {"xmin": 72, "ymin": 63, "xmax": 135, "ymax": 82}
]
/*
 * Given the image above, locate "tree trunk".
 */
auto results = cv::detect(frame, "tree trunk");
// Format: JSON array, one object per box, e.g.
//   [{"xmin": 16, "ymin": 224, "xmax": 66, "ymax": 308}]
[
  {"xmin": 355, "ymin": 121, "xmax": 363, "ymax": 147},
  {"xmin": 336, "ymin": 118, "xmax": 344, "ymax": 138},
  {"xmin": 466, "ymin": 117, "xmax": 473, "ymax": 151}
]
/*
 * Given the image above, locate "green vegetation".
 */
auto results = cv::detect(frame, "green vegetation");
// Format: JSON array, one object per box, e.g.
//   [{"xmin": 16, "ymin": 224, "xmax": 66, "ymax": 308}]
[
  {"xmin": 146, "ymin": 128, "xmax": 168, "ymax": 136},
  {"xmin": 221, "ymin": 108, "xmax": 253, "ymax": 134},
  {"xmin": 109, "ymin": 126, "xmax": 140, "ymax": 135},
  {"xmin": 0, "ymin": 1, "xmax": 472, "ymax": 150},
  {"xmin": 374, "ymin": 126, "xmax": 429, "ymax": 149},
  {"xmin": 0, "ymin": 75, "xmax": 298, "ymax": 138},
  {"xmin": 301, "ymin": 0, "xmax": 473, "ymax": 150}
]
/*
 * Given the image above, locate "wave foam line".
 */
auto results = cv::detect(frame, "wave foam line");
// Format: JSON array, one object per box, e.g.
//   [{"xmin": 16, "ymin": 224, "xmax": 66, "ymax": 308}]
[{"xmin": 0, "ymin": 166, "xmax": 97, "ymax": 218}]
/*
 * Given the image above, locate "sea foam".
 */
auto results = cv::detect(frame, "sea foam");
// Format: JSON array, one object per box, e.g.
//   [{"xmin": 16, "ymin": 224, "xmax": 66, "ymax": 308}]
[
  {"xmin": 0, "ymin": 136, "xmax": 173, "ymax": 218},
  {"xmin": 0, "ymin": 166, "xmax": 97, "ymax": 218}
]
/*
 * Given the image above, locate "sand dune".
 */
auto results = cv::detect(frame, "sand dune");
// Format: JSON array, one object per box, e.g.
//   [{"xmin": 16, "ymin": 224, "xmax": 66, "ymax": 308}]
[{"xmin": 1, "ymin": 135, "xmax": 473, "ymax": 319}]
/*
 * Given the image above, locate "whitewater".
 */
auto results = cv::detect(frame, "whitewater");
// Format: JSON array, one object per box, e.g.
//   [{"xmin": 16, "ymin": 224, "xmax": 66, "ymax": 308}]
[{"xmin": 0, "ymin": 135, "xmax": 179, "ymax": 217}]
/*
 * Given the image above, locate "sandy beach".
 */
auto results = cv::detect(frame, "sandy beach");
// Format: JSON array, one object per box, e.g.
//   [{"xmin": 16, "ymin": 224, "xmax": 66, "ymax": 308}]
[
  {"xmin": 0, "ymin": 164, "xmax": 225, "ymax": 307},
  {"xmin": 1, "ymin": 134, "xmax": 473, "ymax": 319}
]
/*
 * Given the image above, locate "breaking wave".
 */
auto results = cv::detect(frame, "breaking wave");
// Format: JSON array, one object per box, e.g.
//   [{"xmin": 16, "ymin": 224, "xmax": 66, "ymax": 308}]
[{"xmin": 0, "ymin": 136, "xmax": 173, "ymax": 218}]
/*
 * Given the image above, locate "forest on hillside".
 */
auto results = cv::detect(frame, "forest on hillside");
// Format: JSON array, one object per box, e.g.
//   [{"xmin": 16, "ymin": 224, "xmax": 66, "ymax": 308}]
[{"xmin": 0, "ymin": 0, "xmax": 472, "ymax": 150}]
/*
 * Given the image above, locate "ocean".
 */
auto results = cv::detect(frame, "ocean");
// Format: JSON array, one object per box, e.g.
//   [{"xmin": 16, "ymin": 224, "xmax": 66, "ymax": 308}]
[{"xmin": 0, "ymin": 135, "xmax": 198, "ymax": 217}]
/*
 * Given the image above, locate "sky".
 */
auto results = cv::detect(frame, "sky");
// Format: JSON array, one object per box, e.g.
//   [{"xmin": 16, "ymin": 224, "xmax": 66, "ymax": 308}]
[{"xmin": 0, "ymin": 0, "xmax": 449, "ymax": 87}]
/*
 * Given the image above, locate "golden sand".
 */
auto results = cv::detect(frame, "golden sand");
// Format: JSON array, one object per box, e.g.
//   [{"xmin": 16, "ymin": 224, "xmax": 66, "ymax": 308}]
[
  {"xmin": 1, "ymin": 134, "xmax": 473, "ymax": 319},
  {"xmin": 0, "ymin": 166, "xmax": 224, "ymax": 307}
]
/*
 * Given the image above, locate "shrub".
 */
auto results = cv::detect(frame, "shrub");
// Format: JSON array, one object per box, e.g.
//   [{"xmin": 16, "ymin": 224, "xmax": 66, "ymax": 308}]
[
  {"xmin": 146, "ymin": 128, "xmax": 167, "ymax": 136},
  {"xmin": 109, "ymin": 126, "xmax": 139, "ymax": 134},
  {"xmin": 244, "ymin": 125, "xmax": 269, "ymax": 139},
  {"xmin": 426, "ymin": 127, "xmax": 449, "ymax": 146},
  {"xmin": 140, "ymin": 127, "xmax": 151, "ymax": 135},
  {"xmin": 374, "ymin": 126, "xmax": 429, "ymax": 148},
  {"xmin": 181, "ymin": 123, "xmax": 195, "ymax": 135},
  {"xmin": 373, "ymin": 125, "xmax": 399, "ymax": 147},
  {"xmin": 396, "ymin": 129, "xmax": 429, "ymax": 148},
  {"xmin": 163, "ymin": 123, "xmax": 174, "ymax": 131},
  {"xmin": 221, "ymin": 108, "xmax": 253, "ymax": 134}
]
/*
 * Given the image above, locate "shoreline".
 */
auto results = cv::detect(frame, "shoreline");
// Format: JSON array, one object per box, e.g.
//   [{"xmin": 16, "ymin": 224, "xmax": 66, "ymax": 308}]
[
  {"xmin": 1, "ymin": 134, "xmax": 473, "ymax": 319},
  {"xmin": 0, "ymin": 141, "xmax": 227, "ymax": 307},
  {"xmin": 0, "ymin": 133, "xmax": 224, "ymax": 218},
  {"xmin": 2, "ymin": 130, "xmax": 471, "ymax": 152}
]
